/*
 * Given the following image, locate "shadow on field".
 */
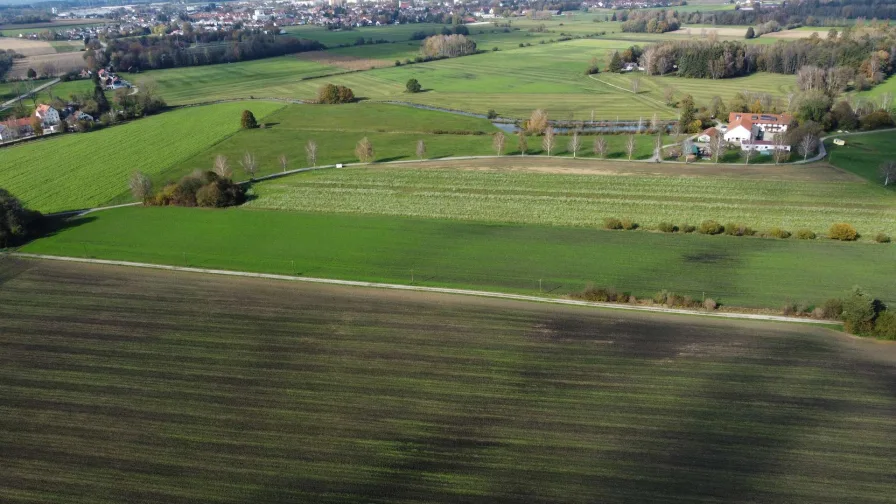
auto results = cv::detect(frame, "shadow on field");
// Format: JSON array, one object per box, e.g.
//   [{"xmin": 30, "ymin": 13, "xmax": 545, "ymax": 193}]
[{"xmin": 34, "ymin": 214, "xmax": 97, "ymax": 243}]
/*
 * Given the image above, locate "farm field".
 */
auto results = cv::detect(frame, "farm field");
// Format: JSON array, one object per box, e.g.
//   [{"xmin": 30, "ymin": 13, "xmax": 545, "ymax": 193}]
[
  {"xmin": 2, "ymin": 258, "xmax": 894, "ymax": 503},
  {"xmin": 132, "ymin": 37, "xmax": 798, "ymax": 119},
  {"xmin": 0, "ymin": 101, "xmax": 284, "ymax": 213},
  {"xmin": 245, "ymin": 161, "xmax": 896, "ymax": 237},
  {"xmin": 134, "ymin": 56, "xmax": 343, "ymax": 105},
  {"xmin": 826, "ymin": 131, "xmax": 896, "ymax": 187},
  {"xmin": 19, "ymin": 206, "xmax": 896, "ymax": 307},
  {"xmin": 168, "ymin": 103, "xmax": 667, "ymax": 182}
]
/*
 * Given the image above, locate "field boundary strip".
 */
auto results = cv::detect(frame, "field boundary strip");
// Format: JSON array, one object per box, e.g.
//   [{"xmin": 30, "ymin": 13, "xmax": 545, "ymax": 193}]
[{"xmin": 9, "ymin": 252, "xmax": 842, "ymax": 327}]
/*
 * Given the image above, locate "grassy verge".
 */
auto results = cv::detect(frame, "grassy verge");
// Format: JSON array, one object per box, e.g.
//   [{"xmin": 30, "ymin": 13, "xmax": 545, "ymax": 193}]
[{"xmin": 19, "ymin": 206, "xmax": 896, "ymax": 308}]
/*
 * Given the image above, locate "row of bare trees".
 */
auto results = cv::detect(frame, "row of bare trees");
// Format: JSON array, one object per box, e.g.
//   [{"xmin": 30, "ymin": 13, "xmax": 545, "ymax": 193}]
[
  {"xmin": 491, "ymin": 130, "xmax": 639, "ymax": 159},
  {"xmin": 208, "ymin": 140, "xmax": 321, "ymax": 180}
]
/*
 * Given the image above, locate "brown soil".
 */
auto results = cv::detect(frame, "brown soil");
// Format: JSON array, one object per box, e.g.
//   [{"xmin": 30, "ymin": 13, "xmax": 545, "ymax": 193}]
[
  {"xmin": 0, "ymin": 38, "xmax": 56, "ymax": 56},
  {"xmin": 7, "ymin": 51, "xmax": 84, "ymax": 78},
  {"xmin": 295, "ymin": 50, "xmax": 393, "ymax": 71}
]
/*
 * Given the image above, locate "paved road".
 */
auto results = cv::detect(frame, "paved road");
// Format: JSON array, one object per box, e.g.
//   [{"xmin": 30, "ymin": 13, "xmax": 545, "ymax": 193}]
[
  {"xmin": 10, "ymin": 252, "xmax": 842, "ymax": 327},
  {"xmin": 0, "ymin": 78, "xmax": 60, "ymax": 111}
]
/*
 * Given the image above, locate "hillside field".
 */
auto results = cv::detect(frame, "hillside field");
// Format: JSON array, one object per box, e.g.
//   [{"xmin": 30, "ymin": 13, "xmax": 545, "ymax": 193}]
[
  {"xmin": 2, "ymin": 258, "xmax": 894, "ymax": 503},
  {"xmin": 19, "ymin": 206, "xmax": 896, "ymax": 308},
  {"xmin": 132, "ymin": 38, "xmax": 796, "ymax": 119},
  {"xmin": 826, "ymin": 131, "xmax": 896, "ymax": 186},
  {"xmin": 0, "ymin": 101, "xmax": 284, "ymax": 213}
]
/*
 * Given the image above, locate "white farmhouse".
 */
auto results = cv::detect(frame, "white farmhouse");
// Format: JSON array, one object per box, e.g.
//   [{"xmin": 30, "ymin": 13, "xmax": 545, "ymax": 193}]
[
  {"xmin": 723, "ymin": 112, "xmax": 791, "ymax": 144},
  {"xmin": 35, "ymin": 104, "xmax": 61, "ymax": 133}
]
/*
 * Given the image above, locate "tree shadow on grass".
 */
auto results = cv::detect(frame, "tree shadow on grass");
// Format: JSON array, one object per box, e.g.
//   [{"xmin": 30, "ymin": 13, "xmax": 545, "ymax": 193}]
[{"xmin": 377, "ymin": 155, "xmax": 408, "ymax": 163}]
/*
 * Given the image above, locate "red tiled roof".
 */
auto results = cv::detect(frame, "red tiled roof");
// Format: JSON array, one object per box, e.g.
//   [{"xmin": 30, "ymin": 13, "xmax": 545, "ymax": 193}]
[{"xmin": 727, "ymin": 112, "xmax": 792, "ymax": 131}]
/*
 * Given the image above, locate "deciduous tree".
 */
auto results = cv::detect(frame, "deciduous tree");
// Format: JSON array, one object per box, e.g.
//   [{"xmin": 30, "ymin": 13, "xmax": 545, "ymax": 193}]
[
  {"xmin": 415, "ymin": 139, "xmax": 426, "ymax": 160},
  {"xmin": 493, "ymin": 131, "xmax": 505, "ymax": 155},
  {"xmin": 406, "ymin": 78, "xmax": 422, "ymax": 93},
  {"xmin": 278, "ymin": 154, "xmax": 288, "ymax": 172},
  {"xmin": 213, "ymin": 155, "xmax": 231, "ymax": 178},
  {"xmin": 626, "ymin": 134, "xmax": 637, "ymax": 160},
  {"xmin": 129, "ymin": 171, "xmax": 153, "ymax": 202},
  {"xmin": 517, "ymin": 131, "xmax": 528, "ymax": 156},
  {"xmin": 879, "ymin": 160, "xmax": 896, "ymax": 186},
  {"xmin": 239, "ymin": 152, "xmax": 258, "ymax": 178},
  {"xmin": 355, "ymin": 137, "xmax": 374, "ymax": 163},
  {"xmin": 305, "ymin": 139, "xmax": 318, "ymax": 166},
  {"xmin": 527, "ymin": 109, "xmax": 548, "ymax": 135},
  {"xmin": 593, "ymin": 135, "xmax": 608, "ymax": 158},
  {"xmin": 542, "ymin": 126, "xmax": 555, "ymax": 156},
  {"xmin": 709, "ymin": 132, "xmax": 725, "ymax": 163},
  {"xmin": 568, "ymin": 132, "xmax": 581, "ymax": 158},
  {"xmin": 798, "ymin": 133, "xmax": 818, "ymax": 161}
]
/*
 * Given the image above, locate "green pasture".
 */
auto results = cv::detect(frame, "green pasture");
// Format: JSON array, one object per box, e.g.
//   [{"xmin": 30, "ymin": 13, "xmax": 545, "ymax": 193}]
[
  {"xmin": 132, "ymin": 38, "xmax": 798, "ymax": 119},
  {"xmin": 133, "ymin": 56, "xmax": 342, "ymax": 105},
  {"xmin": 855, "ymin": 74, "xmax": 896, "ymax": 106},
  {"xmin": 826, "ymin": 131, "xmax": 896, "ymax": 186},
  {"xmin": 245, "ymin": 165, "xmax": 896, "ymax": 237},
  {"xmin": 0, "ymin": 101, "xmax": 284, "ymax": 213},
  {"xmin": 49, "ymin": 40, "xmax": 82, "ymax": 53},
  {"xmin": 166, "ymin": 103, "xmax": 665, "ymax": 183},
  {"xmin": 20, "ymin": 206, "xmax": 896, "ymax": 307},
  {"xmin": 2, "ymin": 258, "xmax": 894, "ymax": 503},
  {"xmin": 285, "ymin": 23, "xmax": 450, "ymax": 46},
  {"xmin": 595, "ymin": 71, "xmax": 797, "ymax": 108}
]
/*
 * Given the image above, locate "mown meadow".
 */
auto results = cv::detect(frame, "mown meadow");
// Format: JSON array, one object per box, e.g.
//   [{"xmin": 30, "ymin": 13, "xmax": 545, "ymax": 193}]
[
  {"xmin": 19, "ymin": 206, "xmax": 896, "ymax": 308},
  {"xmin": 245, "ymin": 165, "xmax": 896, "ymax": 237},
  {"xmin": 2, "ymin": 258, "xmax": 894, "ymax": 503},
  {"xmin": 0, "ymin": 101, "xmax": 284, "ymax": 213}
]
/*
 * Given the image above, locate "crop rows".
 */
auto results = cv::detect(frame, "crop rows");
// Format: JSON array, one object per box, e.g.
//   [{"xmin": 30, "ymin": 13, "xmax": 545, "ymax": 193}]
[
  {"xmin": 1, "ymin": 258, "xmax": 895, "ymax": 503},
  {"xmin": 0, "ymin": 101, "xmax": 284, "ymax": 213},
  {"xmin": 248, "ymin": 168, "xmax": 896, "ymax": 237}
]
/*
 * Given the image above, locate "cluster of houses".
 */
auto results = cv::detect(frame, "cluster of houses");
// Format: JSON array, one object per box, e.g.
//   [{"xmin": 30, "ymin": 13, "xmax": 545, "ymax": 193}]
[
  {"xmin": 697, "ymin": 112, "xmax": 792, "ymax": 154},
  {"xmin": 0, "ymin": 103, "xmax": 94, "ymax": 143}
]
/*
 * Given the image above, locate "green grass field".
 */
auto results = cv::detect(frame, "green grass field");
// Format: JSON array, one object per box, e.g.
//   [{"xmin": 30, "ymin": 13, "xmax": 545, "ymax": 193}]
[
  {"xmin": 2, "ymin": 258, "xmax": 894, "ymax": 503},
  {"xmin": 826, "ymin": 131, "xmax": 896, "ymax": 187},
  {"xmin": 0, "ymin": 101, "xmax": 284, "ymax": 213},
  {"xmin": 19, "ymin": 206, "xmax": 896, "ymax": 308},
  {"xmin": 134, "ymin": 56, "xmax": 342, "ymax": 105},
  {"xmin": 131, "ymin": 36, "xmax": 797, "ymax": 119},
  {"xmin": 245, "ymin": 164, "xmax": 896, "ymax": 237},
  {"xmin": 168, "ymin": 103, "xmax": 666, "ymax": 182}
]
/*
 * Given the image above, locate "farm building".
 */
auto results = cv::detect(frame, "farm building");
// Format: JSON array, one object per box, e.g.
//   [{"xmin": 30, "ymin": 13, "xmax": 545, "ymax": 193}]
[
  {"xmin": 740, "ymin": 140, "xmax": 791, "ymax": 153},
  {"xmin": 833, "ymin": 138, "xmax": 846, "ymax": 146},
  {"xmin": 697, "ymin": 127, "xmax": 718, "ymax": 142},
  {"xmin": 724, "ymin": 112, "xmax": 791, "ymax": 144}
]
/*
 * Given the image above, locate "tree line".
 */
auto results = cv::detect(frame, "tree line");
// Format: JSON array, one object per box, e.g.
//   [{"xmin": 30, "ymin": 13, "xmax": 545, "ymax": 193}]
[
  {"xmin": 619, "ymin": 10, "xmax": 681, "ymax": 34},
  {"xmin": 91, "ymin": 29, "xmax": 324, "ymax": 72},
  {"xmin": 628, "ymin": 26, "xmax": 895, "ymax": 85},
  {"xmin": 0, "ymin": 49, "xmax": 19, "ymax": 80},
  {"xmin": 646, "ymin": 1, "xmax": 896, "ymax": 28}
]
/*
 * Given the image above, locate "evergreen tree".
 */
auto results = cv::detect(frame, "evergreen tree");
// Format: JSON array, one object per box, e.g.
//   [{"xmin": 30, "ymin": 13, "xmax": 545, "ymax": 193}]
[
  {"xmin": 92, "ymin": 74, "xmax": 110, "ymax": 115},
  {"xmin": 745, "ymin": 26, "xmax": 755, "ymax": 39},
  {"xmin": 240, "ymin": 110, "xmax": 258, "ymax": 129},
  {"xmin": 679, "ymin": 94, "xmax": 697, "ymax": 129},
  {"xmin": 608, "ymin": 51, "xmax": 623, "ymax": 73}
]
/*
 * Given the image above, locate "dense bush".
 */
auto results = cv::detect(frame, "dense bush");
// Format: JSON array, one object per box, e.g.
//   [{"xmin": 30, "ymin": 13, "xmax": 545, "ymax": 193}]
[
  {"xmin": 0, "ymin": 188, "xmax": 42, "ymax": 248},
  {"xmin": 603, "ymin": 217, "xmax": 622, "ymax": 230},
  {"xmin": 821, "ymin": 298, "xmax": 844, "ymax": 319},
  {"xmin": 698, "ymin": 220, "xmax": 724, "ymax": 235},
  {"xmin": 240, "ymin": 110, "xmax": 257, "ymax": 129},
  {"xmin": 842, "ymin": 287, "xmax": 877, "ymax": 334},
  {"xmin": 317, "ymin": 84, "xmax": 355, "ymax": 104},
  {"xmin": 724, "ymin": 223, "xmax": 755, "ymax": 237},
  {"xmin": 152, "ymin": 171, "xmax": 244, "ymax": 208},
  {"xmin": 572, "ymin": 286, "xmax": 629, "ymax": 303},
  {"xmin": 658, "ymin": 222, "xmax": 677, "ymax": 233},
  {"xmin": 766, "ymin": 227, "xmax": 791, "ymax": 239},
  {"xmin": 620, "ymin": 218, "xmax": 637, "ymax": 230},
  {"xmin": 873, "ymin": 311, "xmax": 896, "ymax": 340},
  {"xmin": 703, "ymin": 298, "xmax": 718, "ymax": 311},
  {"xmin": 874, "ymin": 233, "xmax": 891, "ymax": 243},
  {"xmin": 405, "ymin": 78, "xmax": 422, "ymax": 93},
  {"xmin": 829, "ymin": 223, "xmax": 858, "ymax": 241},
  {"xmin": 796, "ymin": 229, "xmax": 816, "ymax": 240},
  {"xmin": 680, "ymin": 224, "xmax": 696, "ymax": 234}
]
